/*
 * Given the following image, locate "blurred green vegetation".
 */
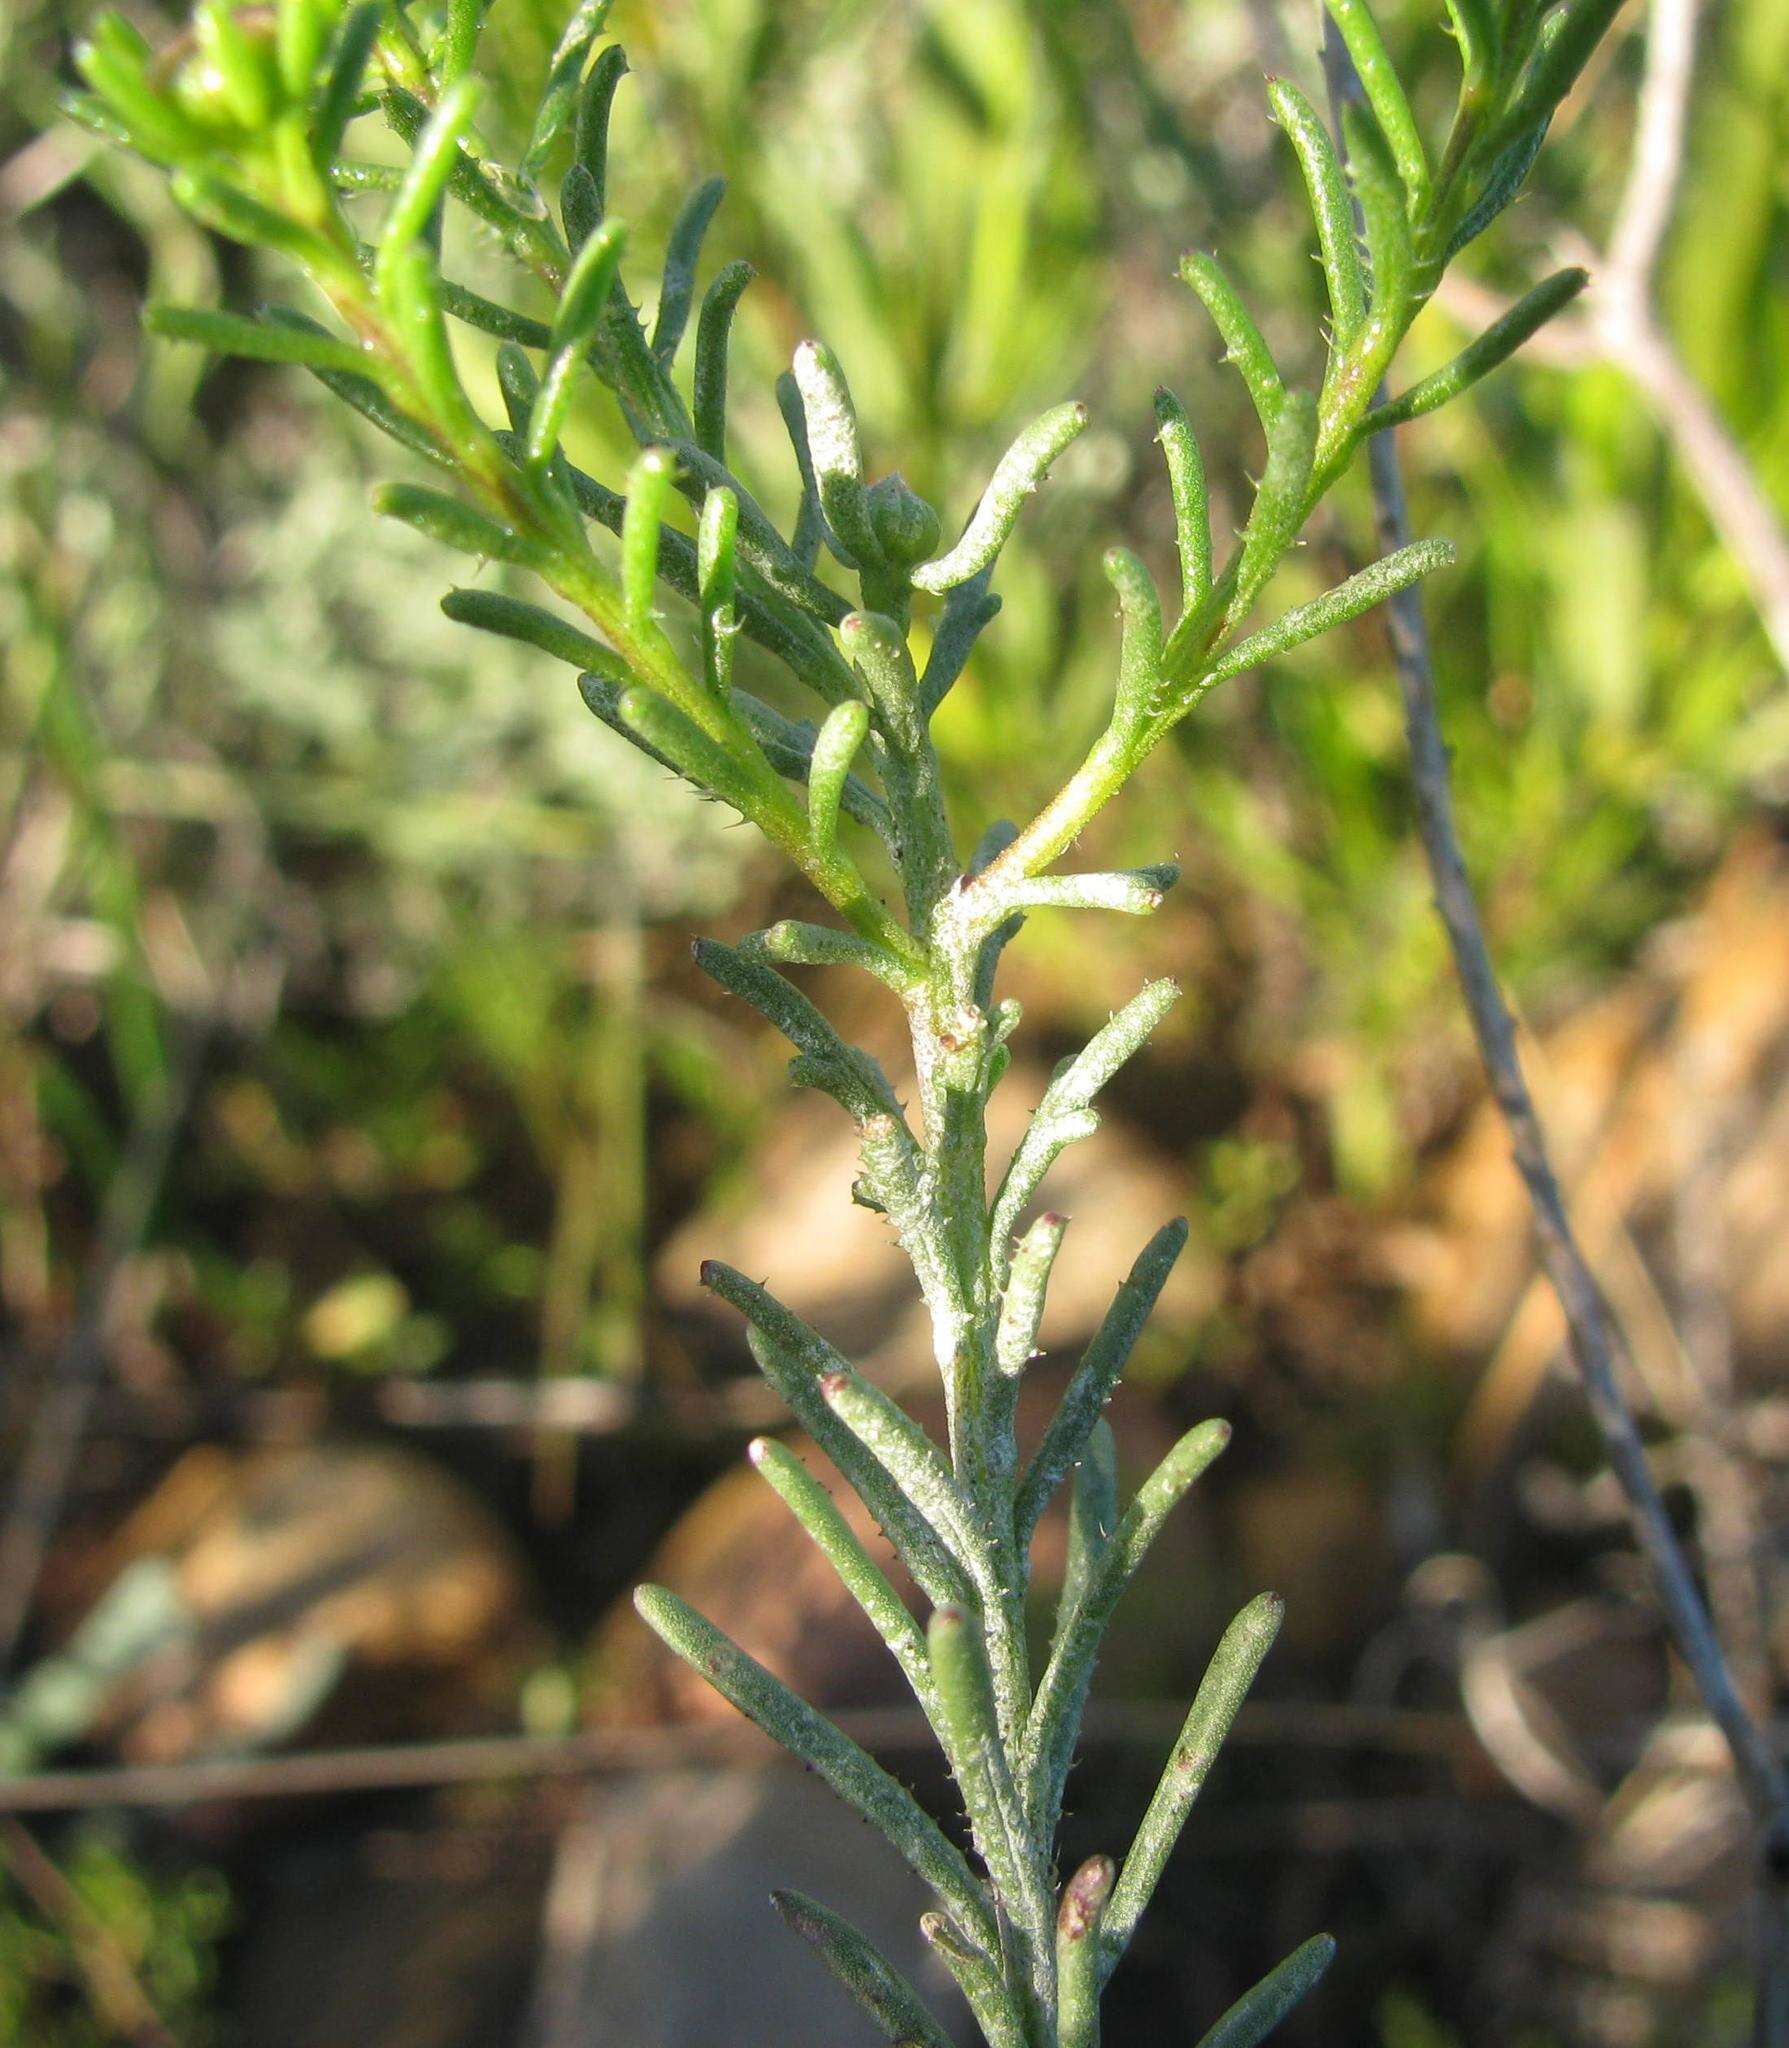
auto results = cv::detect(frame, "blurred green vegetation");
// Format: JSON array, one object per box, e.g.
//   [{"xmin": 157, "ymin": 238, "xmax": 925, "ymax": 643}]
[
  {"xmin": 2, "ymin": 0, "xmax": 1787, "ymax": 2037},
  {"xmin": 0, "ymin": 1824, "xmax": 228, "ymax": 2046}
]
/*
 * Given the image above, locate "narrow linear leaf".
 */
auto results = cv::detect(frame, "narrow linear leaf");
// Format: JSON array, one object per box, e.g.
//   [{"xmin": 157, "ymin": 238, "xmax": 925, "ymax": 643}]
[
  {"xmin": 634, "ymin": 1587, "xmax": 992, "ymax": 1944},
  {"xmin": 744, "ymin": 1324, "xmax": 969, "ymax": 1618},
  {"xmin": 1179, "ymin": 254, "xmax": 1283, "ymax": 433},
  {"xmin": 554, "ymin": 214, "xmax": 630, "ymax": 352},
  {"xmin": 442, "ymin": 588, "xmax": 621, "ymax": 674},
  {"xmin": 732, "ymin": 697, "xmax": 893, "ymax": 843},
  {"xmin": 1343, "ymin": 103, "xmax": 1415, "ymax": 333},
  {"xmin": 145, "ymin": 303, "xmax": 369, "ymax": 377},
  {"xmin": 317, "ymin": 3, "xmax": 383, "ymax": 162},
  {"xmin": 381, "ymin": 236, "xmax": 482, "ymax": 449},
  {"xmin": 792, "ymin": 339, "xmax": 881, "ymax": 570},
  {"xmin": 522, "ymin": 0, "xmax": 613, "ymax": 185},
  {"xmin": 1442, "ymin": 118, "xmax": 1547, "ymax": 261},
  {"xmin": 1323, "ymin": 0, "xmax": 1429, "ymax": 204},
  {"xmin": 1101, "ymin": 1593, "xmax": 1285, "ymax": 1965},
  {"xmin": 616, "ymin": 685, "xmax": 769, "ymax": 818},
  {"xmin": 170, "ymin": 169, "xmax": 342, "ymax": 269},
  {"xmin": 808, "ymin": 698, "xmax": 871, "ymax": 860},
  {"xmin": 374, "ymin": 483, "xmax": 542, "ymax": 565},
  {"xmin": 692, "ymin": 940, "xmax": 904, "ymax": 1121},
  {"xmin": 573, "ymin": 43, "xmax": 628, "ymax": 208},
  {"xmin": 438, "ymin": 278, "xmax": 553, "ymax": 348},
  {"xmin": 1057, "ymin": 1854, "xmax": 1117, "ymax": 2048},
  {"xmin": 748, "ymin": 1438, "xmax": 929, "ymax": 1698},
  {"xmin": 653, "ymin": 175, "xmax": 726, "ymax": 364},
  {"xmin": 1365, "ymin": 268, "xmax": 1587, "ymax": 429},
  {"xmin": 910, "ymin": 402, "xmax": 1088, "ymax": 594},
  {"xmin": 1203, "ymin": 538, "xmax": 1455, "ymax": 684},
  {"xmin": 1192, "ymin": 1935, "xmax": 1338, "ymax": 2048},
  {"xmin": 698, "ymin": 485, "xmax": 740, "ymax": 694},
  {"xmin": 376, "ymin": 75, "xmax": 478, "ymax": 299},
  {"xmin": 1153, "ymin": 388, "xmax": 1211, "ymax": 614},
  {"xmin": 927, "ymin": 1606, "xmax": 1048, "ymax": 1948},
  {"xmin": 776, "ymin": 370, "xmax": 826, "ymax": 568},
  {"xmin": 693, "ymin": 259, "xmax": 755, "ymax": 461},
  {"xmin": 820, "ymin": 1372, "xmax": 984, "ymax": 1583},
  {"xmin": 1228, "ymin": 389, "xmax": 1317, "ymax": 625},
  {"xmin": 307, "ymin": 359, "xmax": 443, "ymax": 461},
  {"xmin": 1058, "ymin": 1420, "xmax": 1118, "ymax": 1626},
  {"xmin": 1015, "ymin": 1220, "xmax": 1189, "ymax": 1548},
  {"xmin": 1506, "ymin": 0, "xmax": 1624, "ymax": 132},
  {"xmin": 772, "ymin": 1892, "xmax": 957, "ymax": 2048},
  {"xmin": 1104, "ymin": 547, "xmax": 1165, "ymax": 737},
  {"xmin": 995, "ymin": 1211, "xmax": 1068, "ymax": 1381},
  {"xmin": 920, "ymin": 575, "xmax": 1002, "ymax": 715},
  {"xmin": 1028, "ymin": 1421, "xmax": 1234, "ymax": 1834},
  {"xmin": 990, "ymin": 980, "xmax": 1180, "ymax": 1253},
  {"xmin": 621, "ymin": 447, "xmax": 676, "ymax": 629},
  {"xmin": 1267, "ymin": 79, "xmax": 1366, "ymax": 351},
  {"xmin": 1008, "ymin": 867, "xmax": 1180, "ymax": 917}
]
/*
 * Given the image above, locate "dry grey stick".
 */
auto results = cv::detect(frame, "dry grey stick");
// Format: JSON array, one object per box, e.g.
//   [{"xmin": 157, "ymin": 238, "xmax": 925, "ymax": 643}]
[{"xmin": 1320, "ymin": 18, "xmax": 1789, "ymax": 2044}]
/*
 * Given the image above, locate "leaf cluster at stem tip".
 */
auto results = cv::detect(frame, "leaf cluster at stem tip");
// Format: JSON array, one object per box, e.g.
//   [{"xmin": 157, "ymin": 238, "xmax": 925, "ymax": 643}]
[{"xmin": 75, "ymin": 0, "xmax": 1629, "ymax": 2038}]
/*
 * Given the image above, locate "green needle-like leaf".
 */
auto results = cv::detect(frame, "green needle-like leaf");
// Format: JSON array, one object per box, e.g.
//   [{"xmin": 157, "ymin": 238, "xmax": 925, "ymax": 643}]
[
  {"xmin": 373, "ymin": 483, "xmax": 542, "ymax": 565},
  {"xmin": 1153, "ymin": 388, "xmax": 1211, "ymax": 614},
  {"xmin": 634, "ymin": 1587, "xmax": 994, "ymax": 1946},
  {"xmin": 441, "ymin": 587, "xmax": 621, "ymax": 674},
  {"xmin": 747, "ymin": 1438, "xmax": 929, "ymax": 1699},
  {"xmin": 1015, "ymin": 1220, "xmax": 1189, "ymax": 1548},
  {"xmin": 572, "ymin": 43, "xmax": 628, "ymax": 209},
  {"xmin": 1364, "ymin": 268, "xmax": 1588, "ymax": 430},
  {"xmin": 653, "ymin": 175, "xmax": 725, "ymax": 364},
  {"xmin": 1057, "ymin": 1855, "xmax": 1117, "ymax": 2048},
  {"xmin": 995, "ymin": 1211, "xmax": 1068, "ymax": 1381},
  {"xmin": 808, "ymin": 698, "xmax": 870, "ymax": 859},
  {"xmin": 621, "ymin": 447, "xmax": 676, "ymax": 630},
  {"xmin": 1101, "ymin": 1592, "xmax": 1285, "ymax": 1967},
  {"xmin": 522, "ymin": 0, "xmax": 613, "ymax": 186},
  {"xmin": 1179, "ymin": 253, "xmax": 1283, "ymax": 433},
  {"xmin": 1267, "ymin": 79, "xmax": 1366, "ymax": 353},
  {"xmin": 1202, "ymin": 539, "xmax": 1455, "ymax": 685},
  {"xmin": 693, "ymin": 259, "xmax": 754, "ymax": 461},
  {"xmin": 792, "ymin": 339, "xmax": 881, "ymax": 571},
  {"xmin": 1342, "ymin": 102, "xmax": 1416, "ymax": 342},
  {"xmin": 1322, "ymin": 0, "xmax": 1429, "ymax": 205},
  {"xmin": 1227, "ymin": 389, "xmax": 1316, "ymax": 625},
  {"xmin": 771, "ymin": 1891, "xmax": 958, "ymax": 2048},
  {"xmin": 145, "ymin": 303, "xmax": 368, "ymax": 377},
  {"xmin": 317, "ymin": 4, "xmax": 383, "ymax": 162},
  {"xmin": 990, "ymin": 980, "xmax": 1180, "ymax": 1257},
  {"xmin": 376, "ymin": 76, "xmax": 478, "ymax": 299},
  {"xmin": 1192, "ymin": 1934, "xmax": 1338, "ymax": 2048},
  {"xmin": 1105, "ymin": 547, "xmax": 1165, "ymax": 738},
  {"xmin": 910, "ymin": 401, "xmax": 1088, "ymax": 594}
]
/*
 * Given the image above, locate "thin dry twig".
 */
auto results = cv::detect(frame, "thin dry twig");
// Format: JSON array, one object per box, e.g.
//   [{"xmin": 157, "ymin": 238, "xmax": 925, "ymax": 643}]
[
  {"xmin": 0, "ymin": 1698, "xmax": 1474, "ymax": 1813},
  {"xmin": 1322, "ymin": 16, "xmax": 1789, "ymax": 2043},
  {"xmin": 0, "ymin": 1817, "xmax": 177, "ymax": 2047}
]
